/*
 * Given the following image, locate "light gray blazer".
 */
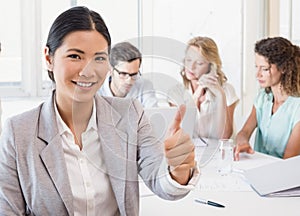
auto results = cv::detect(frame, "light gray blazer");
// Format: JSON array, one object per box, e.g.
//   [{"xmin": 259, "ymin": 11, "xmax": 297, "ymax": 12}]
[{"xmin": 0, "ymin": 92, "xmax": 186, "ymax": 215}]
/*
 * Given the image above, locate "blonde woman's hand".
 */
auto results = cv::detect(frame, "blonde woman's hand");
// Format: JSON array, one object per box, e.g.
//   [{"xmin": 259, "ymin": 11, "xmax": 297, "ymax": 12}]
[
  {"xmin": 191, "ymin": 74, "xmax": 217, "ymax": 107},
  {"xmin": 199, "ymin": 74, "xmax": 224, "ymax": 96},
  {"xmin": 192, "ymin": 84, "xmax": 205, "ymax": 109},
  {"xmin": 192, "ymin": 74, "xmax": 223, "ymax": 108},
  {"xmin": 198, "ymin": 73, "xmax": 219, "ymax": 88}
]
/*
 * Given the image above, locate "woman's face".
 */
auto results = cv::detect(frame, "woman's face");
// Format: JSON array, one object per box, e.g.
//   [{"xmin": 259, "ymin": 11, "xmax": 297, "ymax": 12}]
[
  {"xmin": 184, "ymin": 45, "xmax": 210, "ymax": 81},
  {"xmin": 45, "ymin": 30, "xmax": 109, "ymax": 104},
  {"xmin": 255, "ymin": 53, "xmax": 282, "ymax": 88}
]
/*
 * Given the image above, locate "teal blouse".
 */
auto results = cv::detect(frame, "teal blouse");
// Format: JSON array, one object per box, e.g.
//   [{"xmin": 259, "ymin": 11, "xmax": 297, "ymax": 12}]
[{"xmin": 254, "ymin": 89, "xmax": 300, "ymax": 158}]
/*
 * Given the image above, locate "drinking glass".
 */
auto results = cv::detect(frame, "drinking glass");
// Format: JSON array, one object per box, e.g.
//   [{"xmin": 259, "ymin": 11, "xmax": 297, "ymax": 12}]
[{"xmin": 217, "ymin": 139, "xmax": 234, "ymax": 175}]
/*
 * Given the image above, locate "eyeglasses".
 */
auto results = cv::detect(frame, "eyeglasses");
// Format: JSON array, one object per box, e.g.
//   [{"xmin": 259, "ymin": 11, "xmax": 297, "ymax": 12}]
[{"xmin": 113, "ymin": 67, "xmax": 141, "ymax": 80}]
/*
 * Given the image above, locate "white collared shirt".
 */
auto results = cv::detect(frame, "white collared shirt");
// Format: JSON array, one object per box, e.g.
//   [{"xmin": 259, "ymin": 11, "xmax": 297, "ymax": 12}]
[
  {"xmin": 98, "ymin": 75, "xmax": 159, "ymax": 108},
  {"xmin": 54, "ymin": 98, "xmax": 200, "ymax": 215},
  {"xmin": 54, "ymin": 100, "xmax": 118, "ymax": 216}
]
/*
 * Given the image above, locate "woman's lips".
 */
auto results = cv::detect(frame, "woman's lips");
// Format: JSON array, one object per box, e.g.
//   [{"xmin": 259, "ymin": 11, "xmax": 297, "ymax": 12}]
[
  {"xmin": 258, "ymin": 79, "xmax": 265, "ymax": 85},
  {"xmin": 186, "ymin": 71, "xmax": 197, "ymax": 80}
]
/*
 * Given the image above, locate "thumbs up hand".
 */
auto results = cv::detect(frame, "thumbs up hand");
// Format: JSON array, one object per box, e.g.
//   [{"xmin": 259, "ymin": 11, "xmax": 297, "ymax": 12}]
[{"xmin": 164, "ymin": 104, "xmax": 196, "ymax": 185}]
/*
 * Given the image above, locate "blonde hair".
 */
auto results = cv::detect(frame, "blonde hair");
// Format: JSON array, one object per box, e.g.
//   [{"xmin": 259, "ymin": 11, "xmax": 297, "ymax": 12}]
[{"xmin": 181, "ymin": 36, "xmax": 227, "ymax": 88}]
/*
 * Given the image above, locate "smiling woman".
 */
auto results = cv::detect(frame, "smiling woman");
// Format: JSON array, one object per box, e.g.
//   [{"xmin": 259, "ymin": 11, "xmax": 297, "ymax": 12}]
[
  {"xmin": 0, "ymin": 6, "xmax": 199, "ymax": 215},
  {"xmin": 45, "ymin": 30, "xmax": 110, "ymax": 109},
  {"xmin": 43, "ymin": 6, "xmax": 111, "ymax": 150}
]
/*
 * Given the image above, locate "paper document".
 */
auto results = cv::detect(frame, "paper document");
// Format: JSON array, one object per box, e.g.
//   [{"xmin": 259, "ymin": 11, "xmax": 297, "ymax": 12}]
[
  {"xmin": 193, "ymin": 137, "xmax": 208, "ymax": 147},
  {"xmin": 197, "ymin": 173, "xmax": 252, "ymax": 192},
  {"xmin": 243, "ymin": 155, "xmax": 300, "ymax": 197},
  {"xmin": 234, "ymin": 152, "xmax": 280, "ymax": 171},
  {"xmin": 268, "ymin": 186, "xmax": 300, "ymax": 197}
]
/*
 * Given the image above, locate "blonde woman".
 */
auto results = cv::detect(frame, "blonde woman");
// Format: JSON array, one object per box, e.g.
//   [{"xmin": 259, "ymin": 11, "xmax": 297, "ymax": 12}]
[
  {"xmin": 168, "ymin": 36, "xmax": 239, "ymax": 138},
  {"xmin": 168, "ymin": 36, "xmax": 239, "ymax": 139}
]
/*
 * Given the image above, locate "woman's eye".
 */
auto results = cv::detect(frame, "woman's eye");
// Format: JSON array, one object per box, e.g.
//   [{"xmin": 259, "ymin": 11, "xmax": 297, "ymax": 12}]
[
  {"xmin": 68, "ymin": 54, "xmax": 80, "ymax": 59},
  {"xmin": 95, "ymin": 56, "xmax": 106, "ymax": 62}
]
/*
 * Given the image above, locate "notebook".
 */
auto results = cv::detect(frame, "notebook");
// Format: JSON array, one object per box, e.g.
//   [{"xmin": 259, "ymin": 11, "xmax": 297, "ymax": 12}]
[
  {"xmin": 243, "ymin": 155, "xmax": 300, "ymax": 197},
  {"xmin": 144, "ymin": 106, "xmax": 196, "ymax": 142}
]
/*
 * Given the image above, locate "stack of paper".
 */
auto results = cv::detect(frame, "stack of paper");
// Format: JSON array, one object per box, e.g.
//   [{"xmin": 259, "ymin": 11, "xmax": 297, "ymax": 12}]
[{"xmin": 243, "ymin": 155, "xmax": 300, "ymax": 197}]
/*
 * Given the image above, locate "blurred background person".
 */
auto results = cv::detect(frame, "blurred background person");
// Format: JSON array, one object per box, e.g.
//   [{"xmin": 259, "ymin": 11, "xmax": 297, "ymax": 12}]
[
  {"xmin": 168, "ymin": 36, "xmax": 239, "ymax": 139},
  {"xmin": 98, "ymin": 41, "xmax": 158, "ymax": 108},
  {"xmin": 235, "ymin": 36, "xmax": 300, "ymax": 160}
]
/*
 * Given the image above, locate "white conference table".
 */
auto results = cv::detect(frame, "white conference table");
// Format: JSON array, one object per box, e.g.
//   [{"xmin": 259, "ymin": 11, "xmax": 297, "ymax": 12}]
[{"xmin": 139, "ymin": 141, "xmax": 300, "ymax": 216}]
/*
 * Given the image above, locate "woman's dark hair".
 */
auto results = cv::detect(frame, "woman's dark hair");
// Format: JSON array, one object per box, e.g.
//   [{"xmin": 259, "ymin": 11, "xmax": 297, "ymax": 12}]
[
  {"xmin": 46, "ymin": 6, "xmax": 111, "ymax": 81},
  {"xmin": 255, "ymin": 36, "xmax": 300, "ymax": 96}
]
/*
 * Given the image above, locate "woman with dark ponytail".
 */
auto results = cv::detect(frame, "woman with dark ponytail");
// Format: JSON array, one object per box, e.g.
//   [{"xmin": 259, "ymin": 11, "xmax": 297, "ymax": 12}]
[{"xmin": 0, "ymin": 6, "xmax": 198, "ymax": 215}]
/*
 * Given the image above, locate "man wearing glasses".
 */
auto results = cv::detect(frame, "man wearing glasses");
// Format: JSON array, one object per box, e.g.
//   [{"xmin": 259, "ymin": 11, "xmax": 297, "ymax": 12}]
[{"xmin": 98, "ymin": 42, "xmax": 158, "ymax": 107}]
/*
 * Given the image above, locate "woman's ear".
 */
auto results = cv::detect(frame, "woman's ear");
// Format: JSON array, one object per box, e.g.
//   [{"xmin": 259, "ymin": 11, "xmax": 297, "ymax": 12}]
[{"xmin": 44, "ymin": 47, "xmax": 53, "ymax": 71}]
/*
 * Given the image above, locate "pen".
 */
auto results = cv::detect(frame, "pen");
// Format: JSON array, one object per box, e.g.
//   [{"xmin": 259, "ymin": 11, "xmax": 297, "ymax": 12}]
[
  {"xmin": 199, "ymin": 137, "xmax": 207, "ymax": 145},
  {"xmin": 194, "ymin": 198, "xmax": 225, "ymax": 208}
]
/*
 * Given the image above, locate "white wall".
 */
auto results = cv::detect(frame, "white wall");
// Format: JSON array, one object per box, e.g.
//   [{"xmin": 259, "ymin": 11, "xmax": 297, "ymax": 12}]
[{"xmin": 3, "ymin": 0, "xmax": 299, "ymax": 128}]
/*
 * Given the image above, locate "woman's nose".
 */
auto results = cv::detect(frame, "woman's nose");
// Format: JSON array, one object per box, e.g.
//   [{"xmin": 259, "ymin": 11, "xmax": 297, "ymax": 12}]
[
  {"xmin": 79, "ymin": 59, "xmax": 96, "ymax": 78},
  {"xmin": 186, "ymin": 61, "xmax": 195, "ymax": 71},
  {"xmin": 255, "ymin": 67, "xmax": 261, "ymax": 77}
]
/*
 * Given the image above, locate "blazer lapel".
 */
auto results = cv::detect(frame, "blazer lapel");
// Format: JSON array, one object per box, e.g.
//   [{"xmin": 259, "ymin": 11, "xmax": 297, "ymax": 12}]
[
  {"xmin": 38, "ymin": 92, "xmax": 74, "ymax": 215},
  {"xmin": 36, "ymin": 93, "xmax": 129, "ymax": 215},
  {"xmin": 95, "ymin": 96, "xmax": 128, "ymax": 214}
]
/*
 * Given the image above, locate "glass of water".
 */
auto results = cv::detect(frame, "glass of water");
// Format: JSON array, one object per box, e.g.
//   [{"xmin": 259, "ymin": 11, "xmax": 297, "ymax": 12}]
[{"xmin": 217, "ymin": 139, "xmax": 234, "ymax": 175}]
